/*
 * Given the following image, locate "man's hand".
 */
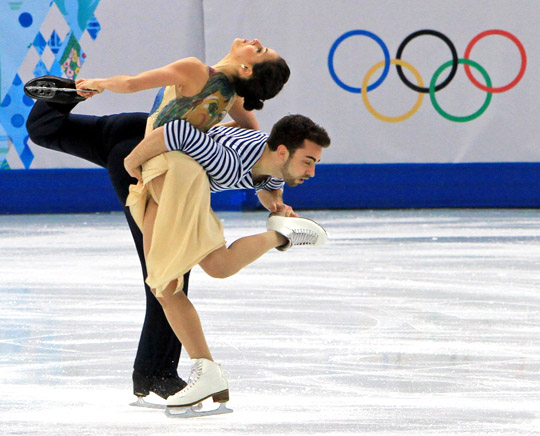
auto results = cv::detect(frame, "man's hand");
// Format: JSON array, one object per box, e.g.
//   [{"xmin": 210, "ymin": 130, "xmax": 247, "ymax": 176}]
[
  {"xmin": 124, "ymin": 154, "xmax": 142, "ymax": 182},
  {"xmin": 122, "ymin": 126, "xmax": 169, "ymax": 182},
  {"xmin": 269, "ymin": 202, "xmax": 298, "ymax": 217},
  {"xmin": 257, "ymin": 189, "xmax": 298, "ymax": 217}
]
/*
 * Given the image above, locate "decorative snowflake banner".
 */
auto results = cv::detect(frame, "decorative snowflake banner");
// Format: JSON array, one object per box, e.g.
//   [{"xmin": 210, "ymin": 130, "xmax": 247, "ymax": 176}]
[{"xmin": 0, "ymin": 0, "xmax": 101, "ymax": 169}]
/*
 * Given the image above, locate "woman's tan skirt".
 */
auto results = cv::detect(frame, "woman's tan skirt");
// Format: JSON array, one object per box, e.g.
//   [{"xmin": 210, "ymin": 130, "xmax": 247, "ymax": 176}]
[{"xmin": 126, "ymin": 152, "xmax": 225, "ymax": 297}]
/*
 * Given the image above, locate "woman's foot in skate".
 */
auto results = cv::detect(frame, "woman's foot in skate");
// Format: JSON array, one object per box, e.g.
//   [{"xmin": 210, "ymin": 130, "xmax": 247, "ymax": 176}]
[
  {"xmin": 166, "ymin": 358, "xmax": 229, "ymax": 408},
  {"xmin": 266, "ymin": 213, "xmax": 328, "ymax": 251}
]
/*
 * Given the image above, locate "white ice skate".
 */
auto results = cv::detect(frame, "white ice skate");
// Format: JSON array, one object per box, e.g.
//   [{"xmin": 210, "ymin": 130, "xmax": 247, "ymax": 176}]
[
  {"xmin": 165, "ymin": 358, "xmax": 232, "ymax": 418},
  {"xmin": 266, "ymin": 213, "xmax": 328, "ymax": 251}
]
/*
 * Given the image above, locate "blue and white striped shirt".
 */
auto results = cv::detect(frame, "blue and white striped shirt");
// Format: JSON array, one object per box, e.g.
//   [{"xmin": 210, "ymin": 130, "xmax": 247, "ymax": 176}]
[{"xmin": 163, "ymin": 119, "xmax": 284, "ymax": 193}]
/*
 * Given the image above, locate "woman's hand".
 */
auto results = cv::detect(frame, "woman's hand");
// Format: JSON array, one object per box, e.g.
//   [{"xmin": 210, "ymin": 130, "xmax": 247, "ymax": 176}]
[{"xmin": 75, "ymin": 78, "xmax": 104, "ymax": 98}]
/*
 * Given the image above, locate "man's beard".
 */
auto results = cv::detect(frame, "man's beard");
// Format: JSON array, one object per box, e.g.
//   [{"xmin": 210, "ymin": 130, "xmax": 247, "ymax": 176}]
[{"xmin": 282, "ymin": 158, "xmax": 307, "ymax": 187}]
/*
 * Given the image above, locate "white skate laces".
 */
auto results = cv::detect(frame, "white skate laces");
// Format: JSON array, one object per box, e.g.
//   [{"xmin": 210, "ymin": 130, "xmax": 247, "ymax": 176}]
[
  {"xmin": 266, "ymin": 213, "xmax": 328, "ymax": 251},
  {"xmin": 181, "ymin": 359, "xmax": 204, "ymax": 395}
]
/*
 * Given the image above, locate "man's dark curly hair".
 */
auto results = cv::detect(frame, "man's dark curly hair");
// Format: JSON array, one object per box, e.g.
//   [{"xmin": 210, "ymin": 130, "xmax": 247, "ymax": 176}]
[
  {"xmin": 232, "ymin": 57, "xmax": 290, "ymax": 111},
  {"xmin": 267, "ymin": 114, "xmax": 331, "ymax": 154}
]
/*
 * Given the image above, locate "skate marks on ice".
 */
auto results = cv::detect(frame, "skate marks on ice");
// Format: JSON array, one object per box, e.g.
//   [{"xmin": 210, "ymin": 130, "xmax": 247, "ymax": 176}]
[{"xmin": 1, "ymin": 210, "xmax": 540, "ymax": 435}]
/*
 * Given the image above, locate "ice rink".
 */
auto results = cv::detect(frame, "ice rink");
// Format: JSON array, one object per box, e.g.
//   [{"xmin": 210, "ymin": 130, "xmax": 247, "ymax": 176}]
[{"xmin": 1, "ymin": 209, "xmax": 539, "ymax": 435}]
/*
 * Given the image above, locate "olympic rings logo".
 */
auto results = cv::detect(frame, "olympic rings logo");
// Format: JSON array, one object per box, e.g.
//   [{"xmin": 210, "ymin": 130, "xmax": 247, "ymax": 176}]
[{"xmin": 328, "ymin": 29, "xmax": 527, "ymax": 122}]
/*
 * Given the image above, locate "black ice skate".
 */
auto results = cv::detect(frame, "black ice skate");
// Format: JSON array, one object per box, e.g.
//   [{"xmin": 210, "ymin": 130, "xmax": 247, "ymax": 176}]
[
  {"xmin": 24, "ymin": 75, "xmax": 98, "ymax": 104},
  {"xmin": 130, "ymin": 370, "xmax": 187, "ymax": 409}
]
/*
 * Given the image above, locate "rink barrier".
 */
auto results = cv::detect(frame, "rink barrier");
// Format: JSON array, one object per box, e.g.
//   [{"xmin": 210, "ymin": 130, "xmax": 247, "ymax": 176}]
[{"xmin": 1, "ymin": 162, "xmax": 540, "ymax": 214}]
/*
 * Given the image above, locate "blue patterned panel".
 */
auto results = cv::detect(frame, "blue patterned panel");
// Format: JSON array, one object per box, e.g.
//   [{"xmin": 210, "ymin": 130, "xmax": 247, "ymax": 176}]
[{"xmin": 0, "ymin": 0, "xmax": 102, "ymax": 169}]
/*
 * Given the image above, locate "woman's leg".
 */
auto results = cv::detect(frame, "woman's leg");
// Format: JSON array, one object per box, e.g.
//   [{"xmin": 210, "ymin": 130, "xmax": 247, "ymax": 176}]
[
  {"xmin": 108, "ymin": 142, "xmax": 186, "ymax": 389},
  {"xmin": 199, "ymin": 231, "xmax": 287, "ymax": 279},
  {"xmin": 142, "ymin": 191, "xmax": 213, "ymax": 361},
  {"xmin": 154, "ymin": 278, "xmax": 213, "ymax": 361}
]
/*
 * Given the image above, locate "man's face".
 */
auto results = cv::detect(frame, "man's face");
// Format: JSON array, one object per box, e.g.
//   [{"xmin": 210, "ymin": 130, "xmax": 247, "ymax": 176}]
[{"xmin": 281, "ymin": 140, "xmax": 323, "ymax": 187}]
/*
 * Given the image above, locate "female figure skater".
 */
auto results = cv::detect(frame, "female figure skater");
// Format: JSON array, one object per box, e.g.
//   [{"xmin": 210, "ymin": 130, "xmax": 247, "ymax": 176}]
[{"xmin": 76, "ymin": 38, "xmax": 290, "ymax": 133}]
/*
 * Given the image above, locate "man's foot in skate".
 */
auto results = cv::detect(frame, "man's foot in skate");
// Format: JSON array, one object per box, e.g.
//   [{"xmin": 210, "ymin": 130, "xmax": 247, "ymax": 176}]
[
  {"xmin": 24, "ymin": 75, "xmax": 97, "ymax": 104},
  {"xmin": 166, "ymin": 358, "xmax": 232, "ymax": 417},
  {"xmin": 132, "ymin": 370, "xmax": 187, "ymax": 403},
  {"xmin": 266, "ymin": 213, "xmax": 328, "ymax": 251}
]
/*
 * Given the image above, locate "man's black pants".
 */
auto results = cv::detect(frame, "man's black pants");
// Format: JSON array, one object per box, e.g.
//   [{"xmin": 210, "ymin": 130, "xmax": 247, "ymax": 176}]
[{"xmin": 26, "ymin": 101, "xmax": 186, "ymax": 378}]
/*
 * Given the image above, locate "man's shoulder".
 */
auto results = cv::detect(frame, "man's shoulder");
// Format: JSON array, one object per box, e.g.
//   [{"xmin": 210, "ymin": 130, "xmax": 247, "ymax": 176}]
[{"xmin": 208, "ymin": 125, "xmax": 269, "ymax": 142}]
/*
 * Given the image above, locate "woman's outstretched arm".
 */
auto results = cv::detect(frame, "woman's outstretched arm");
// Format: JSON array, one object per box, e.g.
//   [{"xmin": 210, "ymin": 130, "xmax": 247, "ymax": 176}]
[{"xmin": 75, "ymin": 57, "xmax": 208, "ymax": 96}]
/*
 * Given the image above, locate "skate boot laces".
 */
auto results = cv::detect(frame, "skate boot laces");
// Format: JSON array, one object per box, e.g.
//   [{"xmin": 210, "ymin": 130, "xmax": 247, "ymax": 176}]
[
  {"xmin": 266, "ymin": 213, "xmax": 328, "ymax": 251},
  {"xmin": 288, "ymin": 228, "xmax": 318, "ymax": 247},
  {"xmin": 182, "ymin": 360, "xmax": 204, "ymax": 394}
]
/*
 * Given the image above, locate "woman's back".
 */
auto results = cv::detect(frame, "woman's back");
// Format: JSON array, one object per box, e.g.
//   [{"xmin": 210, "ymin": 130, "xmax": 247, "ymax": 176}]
[{"xmin": 145, "ymin": 66, "xmax": 235, "ymax": 135}]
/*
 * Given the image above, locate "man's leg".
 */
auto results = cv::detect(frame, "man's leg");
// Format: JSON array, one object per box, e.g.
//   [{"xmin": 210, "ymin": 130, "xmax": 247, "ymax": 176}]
[
  {"xmin": 108, "ymin": 141, "xmax": 190, "ymax": 397},
  {"xmin": 26, "ymin": 101, "xmax": 108, "ymax": 166},
  {"xmin": 26, "ymin": 101, "xmax": 186, "ymax": 398}
]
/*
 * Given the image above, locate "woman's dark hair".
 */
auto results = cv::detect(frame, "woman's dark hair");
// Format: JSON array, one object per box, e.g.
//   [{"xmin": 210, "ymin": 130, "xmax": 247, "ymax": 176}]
[{"xmin": 233, "ymin": 57, "xmax": 290, "ymax": 111}]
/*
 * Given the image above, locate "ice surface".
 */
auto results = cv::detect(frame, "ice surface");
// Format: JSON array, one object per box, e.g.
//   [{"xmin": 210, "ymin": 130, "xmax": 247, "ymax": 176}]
[{"xmin": 1, "ymin": 210, "xmax": 539, "ymax": 435}]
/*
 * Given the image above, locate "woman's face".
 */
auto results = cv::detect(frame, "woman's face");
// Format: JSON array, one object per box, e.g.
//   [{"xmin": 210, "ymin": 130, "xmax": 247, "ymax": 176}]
[{"xmin": 231, "ymin": 38, "xmax": 279, "ymax": 67}]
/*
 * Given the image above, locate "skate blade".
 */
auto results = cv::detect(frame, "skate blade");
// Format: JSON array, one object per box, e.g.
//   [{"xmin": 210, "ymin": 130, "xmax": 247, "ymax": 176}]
[
  {"xmin": 25, "ymin": 86, "xmax": 98, "ymax": 93},
  {"xmin": 165, "ymin": 402, "xmax": 233, "ymax": 418},
  {"xmin": 130, "ymin": 397, "xmax": 166, "ymax": 410}
]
